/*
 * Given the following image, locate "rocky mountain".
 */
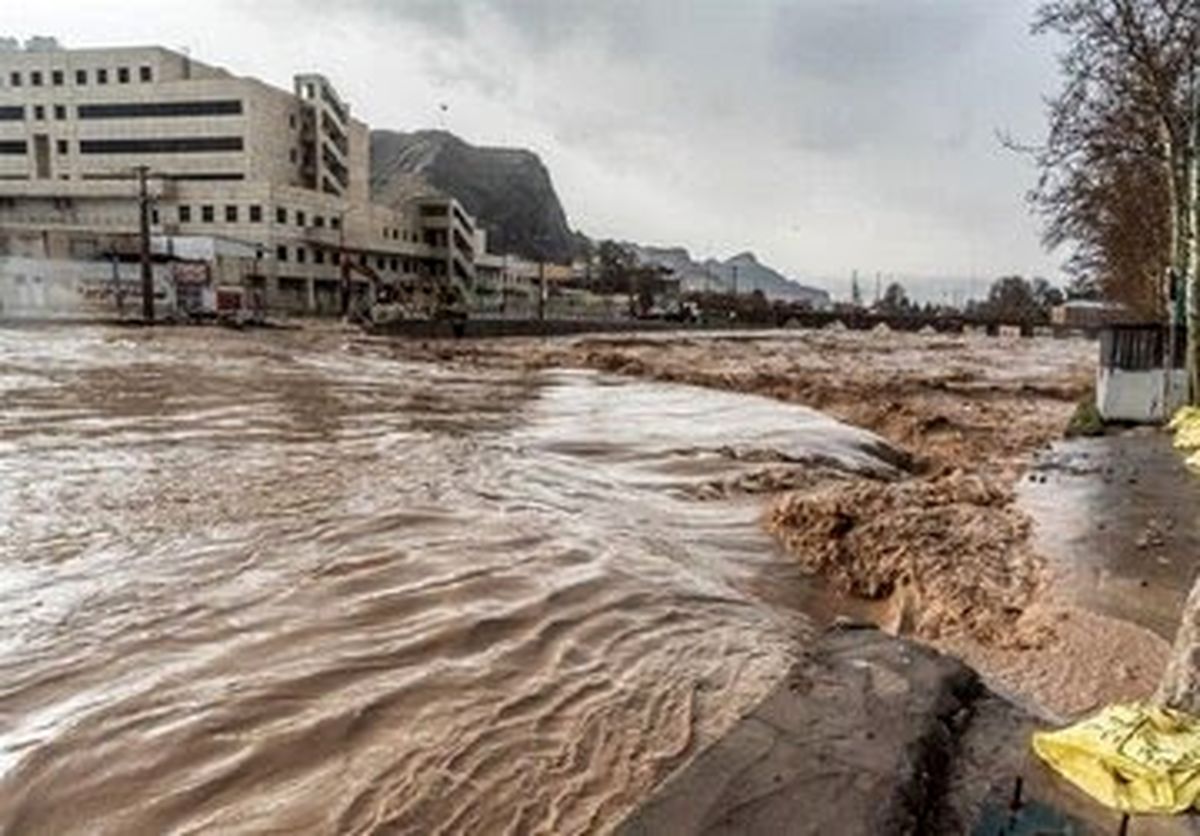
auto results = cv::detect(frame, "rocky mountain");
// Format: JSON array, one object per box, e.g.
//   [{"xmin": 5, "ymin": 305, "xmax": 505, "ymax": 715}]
[
  {"xmin": 631, "ymin": 245, "xmax": 830, "ymax": 307},
  {"xmin": 370, "ymin": 130, "xmax": 578, "ymax": 263}
]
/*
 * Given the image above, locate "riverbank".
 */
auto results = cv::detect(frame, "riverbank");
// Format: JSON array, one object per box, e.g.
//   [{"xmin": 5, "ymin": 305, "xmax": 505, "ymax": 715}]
[{"xmin": 384, "ymin": 328, "xmax": 1174, "ymax": 717}]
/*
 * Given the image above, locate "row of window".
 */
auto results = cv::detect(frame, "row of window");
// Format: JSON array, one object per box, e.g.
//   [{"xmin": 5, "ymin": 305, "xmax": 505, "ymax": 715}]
[
  {"xmin": 7, "ymin": 65, "xmax": 154, "ymax": 89},
  {"xmin": 383, "ymin": 226, "xmax": 421, "ymax": 243},
  {"xmin": 0, "ymin": 100, "xmax": 243, "ymax": 122},
  {"xmin": 274, "ymin": 245, "xmax": 414, "ymax": 273},
  {"xmin": 79, "ymin": 136, "xmax": 244, "ymax": 154},
  {"xmin": 166, "ymin": 203, "xmax": 344, "ymax": 230},
  {"xmin": 0, "ymin": 137, "xmax": 246, "ymax": 156}
]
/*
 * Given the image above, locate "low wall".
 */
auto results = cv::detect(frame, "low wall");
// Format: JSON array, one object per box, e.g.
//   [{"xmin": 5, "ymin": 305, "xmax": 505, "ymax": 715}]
[{"xmin": 367, "ymin": 318, "xmax": 714, "ymax": 340}]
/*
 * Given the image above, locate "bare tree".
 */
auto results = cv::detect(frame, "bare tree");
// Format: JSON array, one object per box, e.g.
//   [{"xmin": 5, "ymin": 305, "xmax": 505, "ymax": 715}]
[
  {"xmin": 1029, "ymin": 1, "xmax": 1200, "ymax": 712},
  {"xmin": 1030, "ymin": 0, "xmax": 1198, "ymax": 383}
]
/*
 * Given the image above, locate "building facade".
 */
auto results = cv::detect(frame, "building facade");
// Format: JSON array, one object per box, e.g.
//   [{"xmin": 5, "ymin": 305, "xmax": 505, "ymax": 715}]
[{"xmin": 0, "ymin": 43, "xmax": 478, "ymax": 315}]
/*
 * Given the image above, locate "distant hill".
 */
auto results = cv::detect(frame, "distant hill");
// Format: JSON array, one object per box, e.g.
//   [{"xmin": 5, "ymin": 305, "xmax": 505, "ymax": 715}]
[
  {"xmin": 630, "ymin": 244, "xmax": 830, "ymax": 307},
  {"xmin": 370, "ymin": 130, "xmax": 578, "ymax": 263}
]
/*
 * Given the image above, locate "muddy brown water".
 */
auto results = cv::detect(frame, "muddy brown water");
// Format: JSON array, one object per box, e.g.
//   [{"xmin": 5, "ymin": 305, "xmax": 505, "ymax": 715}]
[{"xmin": 0, "ymin": 326, "xmax": 896, "ymax": 835}]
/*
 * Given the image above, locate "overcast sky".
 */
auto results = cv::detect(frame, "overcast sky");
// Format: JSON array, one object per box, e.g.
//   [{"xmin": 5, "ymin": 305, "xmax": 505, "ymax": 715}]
[{"xmin": 9, "ymin": 1, "xmax": 1065, "ymax": 300}]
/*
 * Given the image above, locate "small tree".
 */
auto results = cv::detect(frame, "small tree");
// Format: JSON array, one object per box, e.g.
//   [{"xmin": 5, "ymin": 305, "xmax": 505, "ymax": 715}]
[
  {"xmin": 980, "ymin": 276, "xmax": 1043, "ymax": 323},
  {"xmin": 877, "ymin": 282, "xmax": 913, "ymax": 315}
]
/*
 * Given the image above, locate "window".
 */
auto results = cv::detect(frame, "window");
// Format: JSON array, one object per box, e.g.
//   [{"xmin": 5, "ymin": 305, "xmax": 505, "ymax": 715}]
[
  {"xmin": 289, "ymin": 114, "xmax": 296, "ymax": 129},
  {"xmin": 276, "ymin": 207, "xmax": 287, "ymax": 224},
  {"xmin": 376, "ymin": 257, "xmax": 386, "ymax": 270},
  {"xmin": 314, "ymin": 215, "xmax": 324, "ymax": 228},
  {"xmin": 77, "ymin": 100, "xmax": 242, "ymax": 119},
  {"xmin": 31, "ymin": 71, "xmax": 42, "ymax": 87},
  {"xmin": 249, "ymin": 205, "xmax": 262, "ymax": 223},
  {"xmin": 0, "ymin": 106, "xmax": 22, "ymax": 121},
  {"xmin": 53, "ymin": 105, "xmax": 65, "ymax": 120},
  {"xmin": 117, "ymin": 67, "xmax": 130, "ymax": 84},
  {"xmin": 166, "ymin": 172, "xmax": 244, "ymax": 182},
  {"xmin": 314, "ymin": 250, "xmax": 325, "ymax": 265},
  {"xmin": 79, "ymin": 137, "xmax": 244, "ymax": 154},
  {"xmin": 296, "ymin": 248, "xmax": 307, "ymax": 264},
  {"xmin": 276, "ymin": 245, "xmax": 288, "ymax": 262},
  {"xmin": 201, "ymin": 205, "xmax": 214, "ymax": 223},
  {"xmin": 139, "ymin": 65, "xmax": 152, "ymax": 82},
  {"xmin": 9, "ymin": 72, "xmax": 20, "ymax": 87},
  {"xmin": 151, "ymin": 208, "xmax": 160, "ymax": 225},
  {"xmin": 289, "ymin": 148, "xmax": 297, "ymax": 164},
  {"xmin": 52, "ymin": 70, "xmax": 63, "ymax": 86},
  {"xmin": 56, "ymin": 139, "xmax": 67, "ymax": 155},
  {"xmin": 97, "ymin": 69, "xmax": 108, "ymax": 85},
  {"xmin": 332, "ymin": 252, "xmax": 340, "ymax": 266},
  {"xmin": 330, "ymin": 217, "xmax": 341, "ymax": 230},
  {"xmin": 179, "ymin": 205, "xmax": 192, "ymax": 222},
  {"xmin": 296, "ymin": 210, "xmax": 305, "ymax": 227},
  {"xmin": 34, "ymin": 105, "xmax": 44, "ymax": 121},
  {"xmin": 75, "ymin": 69, "xmax": 87, "ymax": 85},
  {"xmin": 225, "ymin": 205, "xmax": 238, "ymax": 223},
  {"xmin": 390, "ymin": 258, "xmax": 398, "ymax": 271}
]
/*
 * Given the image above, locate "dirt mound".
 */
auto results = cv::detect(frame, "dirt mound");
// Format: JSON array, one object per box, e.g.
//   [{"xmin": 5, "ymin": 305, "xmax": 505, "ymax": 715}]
[{"xmin": 767, "ymin": 471, "xmax": 1045, "ymax": 644}]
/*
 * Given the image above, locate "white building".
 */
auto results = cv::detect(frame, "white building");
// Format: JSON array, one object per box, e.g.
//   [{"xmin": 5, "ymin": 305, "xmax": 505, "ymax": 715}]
[{"xmin": 0, "ymin": 43, "xmax": 478, "ymax": 315}]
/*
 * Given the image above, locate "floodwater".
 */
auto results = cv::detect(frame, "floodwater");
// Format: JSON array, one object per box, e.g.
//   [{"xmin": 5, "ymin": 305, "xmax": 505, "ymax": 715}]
[{"xmin": 0, "ymin": 325, "xmax": 895, "ymax": 835}]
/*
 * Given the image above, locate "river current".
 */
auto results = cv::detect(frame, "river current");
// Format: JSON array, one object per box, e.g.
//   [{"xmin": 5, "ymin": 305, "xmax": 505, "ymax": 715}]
[{"xmin": 0, "ymin": 325, "xmax": 893, "ymax": 834}]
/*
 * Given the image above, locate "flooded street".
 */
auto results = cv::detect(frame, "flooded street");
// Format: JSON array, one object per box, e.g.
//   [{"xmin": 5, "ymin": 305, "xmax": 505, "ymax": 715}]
[{"xmin": 0, "ymin": 326, "xmax": 893, "ymax": 834}]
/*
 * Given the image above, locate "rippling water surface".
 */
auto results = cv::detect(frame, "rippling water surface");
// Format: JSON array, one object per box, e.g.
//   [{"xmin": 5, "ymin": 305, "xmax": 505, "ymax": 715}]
[{"xmin": 0, "ymin": 326, "xmax": 890, "ymax": 834}]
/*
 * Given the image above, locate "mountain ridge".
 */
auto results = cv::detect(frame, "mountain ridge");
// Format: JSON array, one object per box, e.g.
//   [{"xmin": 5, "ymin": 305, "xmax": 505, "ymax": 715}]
[{"xmin": 369, "ymin": 129, "xmax": 829, "ymax": 305}]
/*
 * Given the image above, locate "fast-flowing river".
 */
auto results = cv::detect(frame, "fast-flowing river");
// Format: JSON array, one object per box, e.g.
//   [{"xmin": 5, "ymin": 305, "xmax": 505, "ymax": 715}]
[{"xmin": 0, "ymin": 325, "xmax": 894, "ymax": 834}]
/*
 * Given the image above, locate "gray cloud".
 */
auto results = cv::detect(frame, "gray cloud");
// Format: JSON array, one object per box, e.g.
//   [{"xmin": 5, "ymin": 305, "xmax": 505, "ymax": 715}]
[{"xmin": 769, "ymin": 2, "xmax": 988, "ymax": 85}]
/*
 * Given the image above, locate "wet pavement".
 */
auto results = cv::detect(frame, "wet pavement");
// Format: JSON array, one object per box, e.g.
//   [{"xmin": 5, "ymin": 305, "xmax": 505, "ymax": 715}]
[{"xmin": 1022, "ymin": 431, "xmax": 1200, "ymax": 640}]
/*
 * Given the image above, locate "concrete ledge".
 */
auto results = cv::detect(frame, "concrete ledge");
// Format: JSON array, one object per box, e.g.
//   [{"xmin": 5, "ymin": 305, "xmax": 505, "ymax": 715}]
[
  {"xmin": 619, "ymin": 627, "xmax": 1200, "ymax": 835},
  {"xmin": 619, "ymin": 628, "xmax": 978, "ymax": 836}
]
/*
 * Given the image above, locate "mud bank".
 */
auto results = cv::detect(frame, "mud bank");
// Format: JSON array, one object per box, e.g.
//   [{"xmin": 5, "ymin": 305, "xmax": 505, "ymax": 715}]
[{"xmin": 386, "ymin": 329, "xmax": 1170, "ymax": 716}]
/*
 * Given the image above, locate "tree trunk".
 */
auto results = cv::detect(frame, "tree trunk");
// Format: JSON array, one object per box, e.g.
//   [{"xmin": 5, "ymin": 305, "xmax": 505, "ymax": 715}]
[
  {"xmin": 1188, "ymin": 67, "xmax": 1200, "ymax": 403},
  {"xmin": 1158, "ymin": 76, "xmax": 1200, "ymax": 711},
  {"xmin": 1156, "ymin": 574, "xmax": 1200, "ymax": 712}
]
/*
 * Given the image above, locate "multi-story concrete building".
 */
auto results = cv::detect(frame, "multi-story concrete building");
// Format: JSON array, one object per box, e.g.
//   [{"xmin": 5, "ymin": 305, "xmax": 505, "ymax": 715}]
[{"xmin": 0, "ymin": 43, "xmax": 478, "ymax": 315}]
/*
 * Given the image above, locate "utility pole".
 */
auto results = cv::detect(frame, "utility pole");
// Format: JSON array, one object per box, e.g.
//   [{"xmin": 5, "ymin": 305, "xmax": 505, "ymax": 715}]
[
  {"xmin": 537, "ymin": 259, "xmax": 546, "ymax": 321},
  {"xmin": 136, "ymin": 165, "xmax": 154, "ymax": 323},
  {"xmin": 109, "ymin": 252, "xmax": 125, "ymax": 317}
]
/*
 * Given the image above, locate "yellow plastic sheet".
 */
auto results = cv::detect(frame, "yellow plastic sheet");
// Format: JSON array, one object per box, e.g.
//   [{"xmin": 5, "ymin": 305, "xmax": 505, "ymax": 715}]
[{"xmin": 1032, "ymin": 703, "xmax": 1200, "ymax": 814}]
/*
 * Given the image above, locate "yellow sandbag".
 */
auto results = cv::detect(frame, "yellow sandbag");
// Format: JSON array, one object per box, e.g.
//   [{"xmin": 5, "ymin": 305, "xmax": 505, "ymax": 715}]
[
  {"xmin": 1032, "ymin": 703, "xmax": 1200, "ymax": 814},
  {"xmin": 1168, "ymin": 406, "xmax": 1200, "ymax": 432},
  {"xmin": 1170, "ymin": 407, "xmax": 1200, "ymax": 450}
]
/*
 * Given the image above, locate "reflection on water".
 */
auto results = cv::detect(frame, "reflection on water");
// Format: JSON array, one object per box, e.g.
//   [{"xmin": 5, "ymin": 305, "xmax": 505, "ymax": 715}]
[{"xmin": 0, "ymin": 326, "xmax": 891, "ymax": 834}]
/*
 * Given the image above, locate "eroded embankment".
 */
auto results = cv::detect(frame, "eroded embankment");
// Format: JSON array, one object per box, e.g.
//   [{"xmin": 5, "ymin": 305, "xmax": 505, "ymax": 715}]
[{"xmin": 391, "ymin": 330, "xmax": 1169, "ymax": 714}]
